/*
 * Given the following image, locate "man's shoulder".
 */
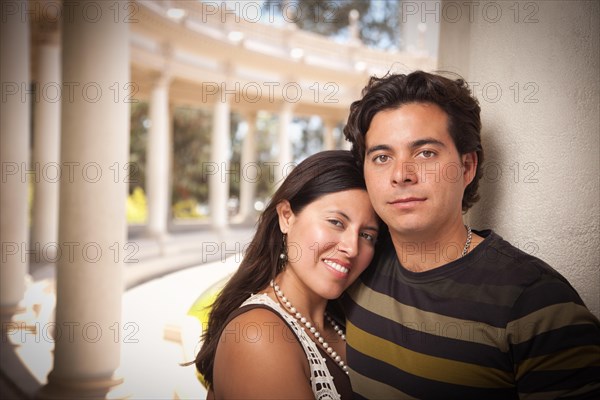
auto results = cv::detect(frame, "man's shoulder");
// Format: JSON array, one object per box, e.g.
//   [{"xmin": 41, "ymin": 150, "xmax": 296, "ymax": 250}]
[
  {"xmin": 468, "ymin": 230, "xmax": 587, "ymax": 308},
  {"xmin": 370, "ymin": 229, "xmax": 556, "ymax": 284},
  {"xmin": 364, "ymin": 229, "xmax": 583, "ymax": 298},
  {"xmin": 472, "ymin": 230, "xmax": 567, "ymax": 282}
]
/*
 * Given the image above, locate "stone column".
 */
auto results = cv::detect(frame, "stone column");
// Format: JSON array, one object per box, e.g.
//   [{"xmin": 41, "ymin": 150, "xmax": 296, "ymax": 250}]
[
  {"xmin": 323, "ymin": 119, "xmax": 336, "ymax": 150},
  {"xmin": 31, "ymin": 43, "xmax": 61, "ymax": 261},
  {"xmin": 237, "ymin": 112, "xmax": 257, "ymax": 222},
  {"xmin": 0, "ymin": 0, "xmax": 30, "ymax": 315},
  {"xmin": 209, "ymin": 96, "xmax": 231, "ymax": 231},
  {"xmin": 146, "ymin": 74, "xmax": 171, "ymax": 241},
  {"xmin": 276, "ymin": 103, "xmax": 293, "ymax": 186},
  {"xmin": 38, "ymin": 1, "xmax": 130, "ymax": 397}
]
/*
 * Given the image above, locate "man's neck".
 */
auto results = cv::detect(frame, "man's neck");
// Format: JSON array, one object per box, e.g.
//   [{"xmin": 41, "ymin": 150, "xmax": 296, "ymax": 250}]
[{"xmin": 390, "ymin": 224, "xmax": 476, "ymax": 273}]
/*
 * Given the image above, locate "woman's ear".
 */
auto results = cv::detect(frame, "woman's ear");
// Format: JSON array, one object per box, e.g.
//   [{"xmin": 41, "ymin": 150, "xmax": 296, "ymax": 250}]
[{"xmin": 276, "ymin": 200, "xmax": 294, "ymax": 233}]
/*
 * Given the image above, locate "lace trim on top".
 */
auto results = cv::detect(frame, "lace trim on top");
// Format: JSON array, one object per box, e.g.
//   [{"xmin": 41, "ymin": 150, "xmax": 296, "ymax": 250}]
[{"xmin": 240, "ymin": 293, "xmax": 341, "ymax": 400}]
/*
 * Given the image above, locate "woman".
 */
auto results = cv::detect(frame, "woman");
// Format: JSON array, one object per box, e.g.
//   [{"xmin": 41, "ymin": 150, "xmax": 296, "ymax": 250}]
[{"xmin": 194, "ymin": 150, "xmax": 380, "ymax": 399}]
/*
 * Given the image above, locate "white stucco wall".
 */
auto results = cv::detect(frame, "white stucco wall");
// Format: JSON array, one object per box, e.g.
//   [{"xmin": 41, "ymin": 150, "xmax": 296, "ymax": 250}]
[{"xmin": 438, "ymin": 0, "xmax": 599, "ymax": 317}]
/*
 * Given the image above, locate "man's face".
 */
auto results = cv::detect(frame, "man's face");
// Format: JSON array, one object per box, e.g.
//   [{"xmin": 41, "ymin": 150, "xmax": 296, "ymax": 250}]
[{"xmin": 363, "ymin": 102, "xmax": 476, "ymax": 239}]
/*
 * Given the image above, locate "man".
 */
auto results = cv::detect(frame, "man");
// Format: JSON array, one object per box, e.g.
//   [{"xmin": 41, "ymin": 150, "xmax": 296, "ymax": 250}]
[{"xmin": 341, "ymin": 71, "xmax": 600, "ymax": 399}]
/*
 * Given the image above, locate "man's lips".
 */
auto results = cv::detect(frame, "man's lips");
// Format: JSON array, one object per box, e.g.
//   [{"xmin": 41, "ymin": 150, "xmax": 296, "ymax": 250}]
[{"xmin": 389, "ymin": 197, "xmax": 426, "ymax": 205}]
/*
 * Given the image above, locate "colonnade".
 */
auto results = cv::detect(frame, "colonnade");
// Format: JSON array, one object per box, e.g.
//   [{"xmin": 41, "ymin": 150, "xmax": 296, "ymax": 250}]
[
  {"xmin": 0, "ymin": 1, "xmax": 128, "ymax": 397},
  {"xmin": 0, "ymin": 1, "xmax": 344, "ymax": 397}
]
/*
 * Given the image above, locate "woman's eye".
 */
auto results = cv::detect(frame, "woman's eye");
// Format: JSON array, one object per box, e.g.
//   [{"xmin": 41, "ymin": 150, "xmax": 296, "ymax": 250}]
[
  {"xmin": 360, "ymin": 232, "xmax": 375, "ymax": 242},
  {"xmin": 328, "ymin": 219, "xmax": 343, "ymax": 228}
]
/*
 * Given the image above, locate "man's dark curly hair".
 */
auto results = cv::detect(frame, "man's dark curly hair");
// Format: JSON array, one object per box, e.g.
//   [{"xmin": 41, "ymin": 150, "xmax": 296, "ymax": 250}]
[{"xmin": 343, "ymin": 70, "xmax": 484, "ymax": 212}]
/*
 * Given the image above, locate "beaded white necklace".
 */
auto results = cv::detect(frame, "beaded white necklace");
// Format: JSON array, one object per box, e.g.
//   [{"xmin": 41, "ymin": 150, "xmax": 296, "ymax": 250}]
[{"xmin": 270, "ymin": 280, "xmax": 349, "ymax": 374}]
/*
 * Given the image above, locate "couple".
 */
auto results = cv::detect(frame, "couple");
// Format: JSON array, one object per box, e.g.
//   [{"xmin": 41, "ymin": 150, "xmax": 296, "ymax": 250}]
[{"xmin": 192, "ymin": 71, "xmax": 600, "ymax": 399}]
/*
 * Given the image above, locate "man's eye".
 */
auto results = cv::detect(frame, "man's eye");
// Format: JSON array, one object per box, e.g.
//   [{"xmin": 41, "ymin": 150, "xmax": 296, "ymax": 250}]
[
  {"xmin": 373, "ymin": 154, "xmax": 389, "ymax": 163},
  {"xmin": 419, "ymin": 150, "xmax": 435, "ymax": 158}
]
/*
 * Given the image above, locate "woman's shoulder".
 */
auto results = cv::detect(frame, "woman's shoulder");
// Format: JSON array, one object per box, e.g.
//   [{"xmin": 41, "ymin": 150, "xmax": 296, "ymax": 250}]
[
  {"xmin": 212, "ymin": 296, "xmax": 312, "ymax": 398},
  {"xmin": 221, "ymin": 296, "xmax": 301, "ymax": 350}
]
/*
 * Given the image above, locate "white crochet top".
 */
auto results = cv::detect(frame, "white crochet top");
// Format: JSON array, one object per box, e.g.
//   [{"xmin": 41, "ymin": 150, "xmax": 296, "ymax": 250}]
[{"xmin": 240, "ymin": 293, "xmax": 341, "ymax": 400}]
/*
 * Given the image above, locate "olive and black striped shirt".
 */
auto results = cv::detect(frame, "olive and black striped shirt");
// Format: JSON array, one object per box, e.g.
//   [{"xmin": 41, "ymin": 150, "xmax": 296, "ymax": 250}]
[{"xmin": 342, "ymin": 230, "xmax": 600, "ymax": 399}]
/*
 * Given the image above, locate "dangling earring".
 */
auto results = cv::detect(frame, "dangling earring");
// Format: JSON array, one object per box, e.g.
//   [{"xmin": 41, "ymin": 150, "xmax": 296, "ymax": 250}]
[{"xmin": 279, "ymin": 233, "xmax": 288, "ymax": 271}]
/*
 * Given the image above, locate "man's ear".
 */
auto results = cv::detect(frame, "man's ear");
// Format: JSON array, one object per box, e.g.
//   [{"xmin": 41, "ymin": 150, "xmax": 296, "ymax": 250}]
[
  {"xmin": 276, "ymin": 200, "xmax": 294, "ymax": 233},
  {"xmin": 462, "ymin": 152, "xmax": 478, "ymax": 188}
]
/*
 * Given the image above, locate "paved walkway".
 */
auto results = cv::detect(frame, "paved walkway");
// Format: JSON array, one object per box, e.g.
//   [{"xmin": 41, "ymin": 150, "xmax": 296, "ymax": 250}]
[
  {"xmin": 1, "ymin": 227, "xmax": 255, "ymax": 399},
  {"xmin": 116, "ymin": 257, "xmax": 241, "ymax": 399}
]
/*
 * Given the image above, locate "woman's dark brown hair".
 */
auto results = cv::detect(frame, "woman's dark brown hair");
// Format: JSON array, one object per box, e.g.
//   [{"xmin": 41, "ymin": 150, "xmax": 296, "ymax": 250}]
[
  {"xmin": 193, "ymin": 150, "xmax": 375, "ymax": 387},
  {"xmin": 343, "ymin": 70, "xmax": 484, "ymax": 211}
]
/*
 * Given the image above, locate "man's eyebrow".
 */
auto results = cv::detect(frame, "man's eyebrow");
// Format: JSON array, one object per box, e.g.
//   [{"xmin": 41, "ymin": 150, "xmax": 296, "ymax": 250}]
[
  {"xmin": 366, "ymin": 139, "xmax": 445, "ymax": 156},
  {"xmin": 410, "ymin": 138, "xmax": 446, "ymax": 149},
  {"xmin": 365, "ymin": 144, "xmax": 392, "ymax": 156}
]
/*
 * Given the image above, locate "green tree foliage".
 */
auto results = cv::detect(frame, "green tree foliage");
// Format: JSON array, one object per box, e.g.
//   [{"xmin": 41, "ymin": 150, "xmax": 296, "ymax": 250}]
[
  {"xmin": 129, "ymin": 103, "xmax": 282, "ymax": 221},
  {"xmin": 171, "ymin": 106, "xmax": 213, "ymax": 209},
  {"xmin": 267, "ymin": 0, "xmax": 401, "ymax": 49},
  {"xmin": 249, "ymin": 112, "xmax": 280, "ymax": 202},
  {"xmin": 229, "ymin": 112, "xmax": 244, "ymax": 201},
  {"xmin": 129, "ymin": 102, "xmax": 149, "ymax": 194},
  {"xmin": 292, "ymin": 116, "xmax": 324, "ymax": 160}
]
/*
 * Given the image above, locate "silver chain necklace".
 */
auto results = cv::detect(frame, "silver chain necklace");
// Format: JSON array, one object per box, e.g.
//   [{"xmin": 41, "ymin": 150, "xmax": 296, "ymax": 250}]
[{"xmin": 462, "ymin": 225, "xmax": 472, "ymax": 257}]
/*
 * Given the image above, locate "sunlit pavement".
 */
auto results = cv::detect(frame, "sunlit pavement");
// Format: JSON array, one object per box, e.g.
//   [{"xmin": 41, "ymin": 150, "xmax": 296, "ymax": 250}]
[
  {"xmin": 1, "ymin": 228, "xmax": 253, "ymax": 399},
  {"xmin": 115, "ymin": 257, "xmax": 240, "ymax": 399}
]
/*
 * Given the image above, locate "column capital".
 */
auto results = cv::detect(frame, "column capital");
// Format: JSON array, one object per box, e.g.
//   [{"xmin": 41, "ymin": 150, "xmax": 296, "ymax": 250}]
[
  {"xmin": 154, "ymin": 42, "xmax": 174, "ymax": 86},
  {"xmin": 278, "ymin": 100, "xmax": 295, "ymax": 113},
  {"xmin": 239, "ymin": 110, "xmax": 258, "ymax": 122},
  {"xmin": 220, "ymin": 61, "xmax": 237, "ymax": 89},
  {"xmin": 0, "ymin": 305, "xmax": 26, "ymax": 319},
  {"xmin": 33, "ymin": 29, "xmax": 60, "ymax": 47},
  {"xmin": 31, "ymin": 1, "xmax": 61, "ymax": 47},
  {"xmin": 152, "ymin": 71, "xmax": 172, "ymax": 88},
  {"xmin": 322, "ymin": 117, "xmax": 341, "ymax": 128}
]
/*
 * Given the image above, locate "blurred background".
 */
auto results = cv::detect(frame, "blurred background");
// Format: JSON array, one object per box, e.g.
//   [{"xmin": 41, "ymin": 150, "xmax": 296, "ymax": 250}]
[{"xmin": 1, "ymin": 0, "xmax": 598, "ymax": 399}]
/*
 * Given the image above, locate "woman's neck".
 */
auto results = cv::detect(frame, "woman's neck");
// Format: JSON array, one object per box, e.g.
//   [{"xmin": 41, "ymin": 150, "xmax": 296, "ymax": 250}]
[{"xmin": 269, "ymin": 273, "xmax": 328, "ymax": 328}]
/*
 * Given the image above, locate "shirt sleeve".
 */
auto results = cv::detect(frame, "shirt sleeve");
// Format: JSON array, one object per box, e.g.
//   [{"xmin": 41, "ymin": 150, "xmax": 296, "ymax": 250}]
[{"xmin": 506, "ymin": 273, "xmax": 600, "ymax": 399}]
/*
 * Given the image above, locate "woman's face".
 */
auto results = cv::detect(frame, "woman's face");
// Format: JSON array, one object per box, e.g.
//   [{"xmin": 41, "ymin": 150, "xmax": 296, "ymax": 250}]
[{"xmin": 278, "ymin": 189, "xmax": 379, "ymax": 300}]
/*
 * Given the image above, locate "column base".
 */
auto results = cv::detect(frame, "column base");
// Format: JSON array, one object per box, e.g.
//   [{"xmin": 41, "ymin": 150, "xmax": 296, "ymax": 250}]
[
  {"xmin": 36, "ymin": 374, "xmax": 125, "ymax": 400},
  {"xmin": 143, "ymin": 229, "xmax": 171, "ymax": 257},
  {"xmin": 229, "ymin": 212, "xmax": 257, "ymax": 226},
  {"xmin": 0, "ymin": 305, "xmax": 38, "ymax": 332},
  {"xmin": 212, "ymin": 225, "xmax": 231, "ymax": 238},
  {"xmin": 0, "ymin": 305, "xmax": 26, "ymax": 318}
]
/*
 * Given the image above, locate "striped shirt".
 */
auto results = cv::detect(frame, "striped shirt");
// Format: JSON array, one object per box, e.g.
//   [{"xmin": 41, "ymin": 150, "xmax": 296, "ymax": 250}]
[{"xmin": 342, "ymin": 230, "xmax": 600, "ymax": 399}]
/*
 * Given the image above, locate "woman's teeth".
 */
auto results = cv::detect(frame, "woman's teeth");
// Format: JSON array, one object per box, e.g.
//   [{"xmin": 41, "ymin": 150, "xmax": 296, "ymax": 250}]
[{"xmin": 323, "ymin": 260, "xmax": 349, "ymax": 274}]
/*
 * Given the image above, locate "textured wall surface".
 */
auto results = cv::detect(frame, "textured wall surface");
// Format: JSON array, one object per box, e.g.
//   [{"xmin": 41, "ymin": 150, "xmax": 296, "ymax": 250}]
[{"xmin": 438, "ymin": 0, "xmax": 599, "ymax": 317}]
